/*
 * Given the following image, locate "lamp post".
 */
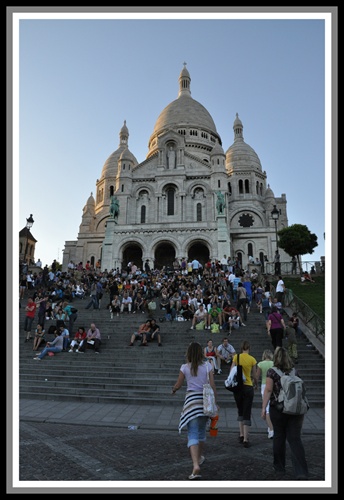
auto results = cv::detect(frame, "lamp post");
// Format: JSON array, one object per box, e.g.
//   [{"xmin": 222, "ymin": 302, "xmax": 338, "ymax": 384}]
[
  {"xmin": 271, "ymin": 205, "xmax": 280, "ymax": 274},
  {"xmin": 24, "ymin": 214, "xmax": 34, "ymax": 264}
]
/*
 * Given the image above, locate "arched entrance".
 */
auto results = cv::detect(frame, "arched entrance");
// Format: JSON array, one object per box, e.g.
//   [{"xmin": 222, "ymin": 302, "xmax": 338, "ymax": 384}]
[
  {"xmin": 154, "ymin": 243, "xmax": 176, "ymax": 271},
  {"xmin": 122, "ymin": 244, "xmax": 143, "ymax": 271},
  {"xmin": 188, "ymin": 242, "xmax": 209, "ymax": 267}
]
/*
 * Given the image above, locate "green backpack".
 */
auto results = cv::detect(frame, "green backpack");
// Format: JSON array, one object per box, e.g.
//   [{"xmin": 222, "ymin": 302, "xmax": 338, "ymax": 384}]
[{"xmin": 211, "ymin": 323, "xmax": 220, "ymax": 333}]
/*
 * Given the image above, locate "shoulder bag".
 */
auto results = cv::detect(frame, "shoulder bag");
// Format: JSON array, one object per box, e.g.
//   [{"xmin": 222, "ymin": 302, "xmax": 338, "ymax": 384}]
[
  {"xmin": 224, "ymin": 354, "xmax": 246, "ymax": 392},
  {"xmin": 203, "ymin": 364, "xmax": 218, "ymax": 417}
]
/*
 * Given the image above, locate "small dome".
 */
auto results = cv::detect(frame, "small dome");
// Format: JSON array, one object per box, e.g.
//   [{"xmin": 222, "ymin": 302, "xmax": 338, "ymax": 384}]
[
  {"xmin": 119, "ymin": 148, "xmax": 137, "ymax": 163},
  {"xmin": 265, "ymin": 184, "xmax": 275, "ymax": 199},
  {"xmin": 211, "ymin": 141, "xmax": 225, "ymax": 156},
  {"xmin": 100, "ymin": 121, "xmax": 138, "ymax": 179},
  {"xmin": 86, "ymin": 192, "xmax": 95, "ymax": 207},
  {"xmin": 226, "ymin": 113, "xmax": 262, "ymax": 172}
]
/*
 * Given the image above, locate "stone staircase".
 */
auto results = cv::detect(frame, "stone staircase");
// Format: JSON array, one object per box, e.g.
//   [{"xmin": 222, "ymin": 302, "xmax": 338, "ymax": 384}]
[{"xmin": 19, "ymin": 296, "xmax": 325, "ymax": 408}]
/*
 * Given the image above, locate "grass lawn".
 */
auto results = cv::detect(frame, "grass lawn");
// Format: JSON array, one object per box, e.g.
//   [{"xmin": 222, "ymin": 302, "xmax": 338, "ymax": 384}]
[{"xmin": 272, "ymin": 275, "xmax": 325, "ymax": 322}]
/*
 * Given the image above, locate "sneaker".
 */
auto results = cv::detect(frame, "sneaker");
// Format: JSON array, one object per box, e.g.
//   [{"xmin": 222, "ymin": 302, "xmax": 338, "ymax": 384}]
[
  {"xmin": 190, "ymin": 326, "xmax": 194, "ymax": 330},
  {"xmin": 158, "ymin": 343, "xmax": 162, "ymax": 347},
  {"xmin": 241, "ymin": 323, "xmax": 246, "ymax": 327},
  {"xmin": 33, "ymin": 357, "xmax": 41, "ymax": 361},
  {"xmin": 217, "ymin": 369, "xmax": 222, "ymax": 374},
  {"xmin": 129, "ymin": 343, "xmax": 134, "ymax": 346},
  {"xmin": 77, "ymin": 350, "xmax": 84, "ymax": 353},
  {"xmin": 199, "ymin": 456, "xmax": 205, "ymax": 465},
  {"xmin": 243, "ymin": 441, "xmax": 251, "ymax": 448},
  {"xmin": 220, "ymin": 326, "xmax": 223, "ymax": 329},
  {"xmin": 95, "ymin": 351, "xmax": 99, "ymax": 354},
  {"xmin": 68, "ymin": 349, "xmax": 73, "ymax": 353},
  {"xmin": 268, "ymin": 430, "xmax": 274, "ymax": 439},
  {"xmin": 238, "ymin": 436, "xmax": 244, "ymax": 443}
]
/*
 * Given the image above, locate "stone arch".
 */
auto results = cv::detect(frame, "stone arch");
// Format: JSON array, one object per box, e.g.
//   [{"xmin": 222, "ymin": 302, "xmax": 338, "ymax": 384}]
[
  {"xmin": 121, "ymin": 242, "xmax": 144, "ymax": 271},
  {"xmin": 153, "ymin": 241, "xmax": 177, "ymax": 271}
]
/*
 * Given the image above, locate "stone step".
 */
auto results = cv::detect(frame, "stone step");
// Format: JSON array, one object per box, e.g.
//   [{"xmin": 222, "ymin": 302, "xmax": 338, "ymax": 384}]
[{"xmin": 19, "ymin": 296, "xmax": 325, "ymax": 408}]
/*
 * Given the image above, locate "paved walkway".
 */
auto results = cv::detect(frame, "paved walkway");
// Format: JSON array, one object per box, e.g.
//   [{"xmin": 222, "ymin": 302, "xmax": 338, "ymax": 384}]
[
  {"xmin": 20, "ymin": 398, "xmax": 325, "ymax": 434},
  {"xmin": 15, "ymin": 398, "xmax": 332, "ymax": 490}
]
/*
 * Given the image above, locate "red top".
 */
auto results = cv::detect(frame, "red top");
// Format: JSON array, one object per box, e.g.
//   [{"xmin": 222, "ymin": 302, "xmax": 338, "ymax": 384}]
[
  {"xmin": 74, "ymin": 331, "xmax": 87, "ymax": 341},
  {"xmin": 205, "ymin": 347, "xmax": 216, "ymax": 357},
  {"xmin": 25, "ymin": 300, "xmax": 37, "ymax": 318}
]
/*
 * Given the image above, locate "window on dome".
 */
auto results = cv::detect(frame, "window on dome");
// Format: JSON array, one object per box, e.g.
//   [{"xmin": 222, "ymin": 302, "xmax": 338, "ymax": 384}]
[{"xmin": 239, "ymin": 179, "xmax": 244, "ymax": 194}]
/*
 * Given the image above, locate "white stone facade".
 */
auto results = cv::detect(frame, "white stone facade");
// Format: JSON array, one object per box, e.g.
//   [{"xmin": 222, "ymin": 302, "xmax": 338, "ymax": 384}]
[{"xmin": 62, "ymin": 64, "xmax": 288, "ymax": 272}]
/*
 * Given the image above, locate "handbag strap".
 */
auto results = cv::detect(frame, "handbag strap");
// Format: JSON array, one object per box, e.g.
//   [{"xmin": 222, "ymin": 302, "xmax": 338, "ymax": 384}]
[{"xmin": 206, "ymin": 362, "xmax": 210, "ymax": 382}]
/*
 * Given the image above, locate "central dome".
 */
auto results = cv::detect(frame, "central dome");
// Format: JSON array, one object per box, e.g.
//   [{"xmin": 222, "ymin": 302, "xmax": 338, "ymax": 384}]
[
  {"xmin": 147, "ymin": 64, "xmax": 221, "ymax": 156},
  {"xmin": 152, "ymin": 94, "xmax": 218, "ymax": 135}
]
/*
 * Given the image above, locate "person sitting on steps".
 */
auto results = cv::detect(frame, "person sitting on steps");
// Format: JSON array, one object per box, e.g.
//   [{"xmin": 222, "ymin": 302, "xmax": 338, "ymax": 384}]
[
  {"xmin": 190, "ymin": 303, "xmax": 208, "ymax": 330},
  {"xmin": 145, "ymin": 318, "xmax": 162, "ymax": 346},
  {"xmin": 77, "ymin": 323, "xmax": 101, "ymax": 354},
  {"xmin": 69, "ymin": 326, "xmax": 87, "ymax": 352},
  {"xmin": 129, "ymin": 320, "xmax": 151, "ymax": 346}
]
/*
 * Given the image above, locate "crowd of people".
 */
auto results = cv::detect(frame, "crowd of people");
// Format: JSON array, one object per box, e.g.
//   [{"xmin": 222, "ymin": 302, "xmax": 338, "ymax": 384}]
[{"xmin": 20, "ymin": 256, "xmax": 309, "ymax": 481}]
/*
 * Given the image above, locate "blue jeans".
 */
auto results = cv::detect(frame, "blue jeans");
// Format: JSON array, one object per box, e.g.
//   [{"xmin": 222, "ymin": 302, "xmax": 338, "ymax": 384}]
[
  {"xmin": 85, "ymin": 296, "xmax": 98, "ymax": 309},
  {"xmin": 187, "ymin": 416, "xmax": 208, "ymax": 447},
  {"xmin": 37, "ymin": 346, "xmax": 63, "ymax": 359},
  {"xmin": 24, "ymin": 316, "xmax": 35, "ymax": 333},
  {"xmin": 269, "ymin": 406, "xmax": 308, "ymax": 479}
]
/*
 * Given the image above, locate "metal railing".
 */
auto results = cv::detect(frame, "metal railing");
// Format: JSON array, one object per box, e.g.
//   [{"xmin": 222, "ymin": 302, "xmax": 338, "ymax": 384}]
[
  {"xmin": 258, "ymin": 274, "xmax": 325, "ymax": 346},
  {"xmin": 283, "ymin": 288, "xmax": 325, "ymax": 344},
  {"xmin": 262, "ymin": 260, "xmax": 325, "ymax": 276}
]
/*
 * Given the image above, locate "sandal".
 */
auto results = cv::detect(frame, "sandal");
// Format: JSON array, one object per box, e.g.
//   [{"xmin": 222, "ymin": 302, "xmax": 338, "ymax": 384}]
[{"xmin": 188, "ymin": 473, "xmax": 202, "ymax": 480}]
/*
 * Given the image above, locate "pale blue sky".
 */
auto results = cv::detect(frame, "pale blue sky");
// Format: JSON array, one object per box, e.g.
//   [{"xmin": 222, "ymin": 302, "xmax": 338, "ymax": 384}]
[{"xmin": 14, "ymin": 11, "xmax": 331, "ymax": 268}]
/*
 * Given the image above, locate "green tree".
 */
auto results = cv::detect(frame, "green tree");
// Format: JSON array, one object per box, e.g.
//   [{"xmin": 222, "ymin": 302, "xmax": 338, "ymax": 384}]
[{"xmin": 277, "ymin": 224, "xmax": 318, "ymax": 272}]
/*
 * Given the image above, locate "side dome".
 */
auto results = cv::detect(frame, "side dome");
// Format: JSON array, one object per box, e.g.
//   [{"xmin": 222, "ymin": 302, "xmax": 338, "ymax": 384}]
[
  {"xmin": 226, "ymin": 113, "xmax": 262, "ymax": 172},
  {"xmin": 147, "ymin": 64, "xmax": 222, "ymax": 158},
  {"xmin": 100, "ymin": 121, "xmax": 138, "ymax": 179}
]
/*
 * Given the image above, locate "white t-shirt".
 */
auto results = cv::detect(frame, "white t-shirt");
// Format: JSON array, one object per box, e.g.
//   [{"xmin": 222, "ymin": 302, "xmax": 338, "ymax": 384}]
[
  {"xmin": 276, "ymin": 279, "xmax": 285, "ymax": 293},
  {"xmin": 180, "ymin": 362, "xmax": 211, "ymax": 391}
]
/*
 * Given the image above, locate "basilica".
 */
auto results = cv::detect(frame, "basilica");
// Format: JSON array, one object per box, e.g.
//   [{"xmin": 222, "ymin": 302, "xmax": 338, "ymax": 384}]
[{"xmin": 62, "ymin": 64, "xmax": 288, "ymax": 273}]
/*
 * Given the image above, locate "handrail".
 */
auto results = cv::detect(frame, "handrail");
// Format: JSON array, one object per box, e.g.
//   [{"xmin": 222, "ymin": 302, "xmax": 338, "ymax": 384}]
[
  {"xmin": 283, "ymin": 289, "xmax": 325, "ymax": 343},
  {"xmin": 258, "ymin": 275, "xmax": 325, "ymax": 346},
  {"xmin": 260, "ymin": 260, "xmax": 324, "ymax": 276}
]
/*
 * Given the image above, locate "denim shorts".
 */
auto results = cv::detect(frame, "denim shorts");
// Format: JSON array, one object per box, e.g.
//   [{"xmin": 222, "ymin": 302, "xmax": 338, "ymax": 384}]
[{"xmin": 187, "ymin": 416, "xmax": 208, "ymax": 447}]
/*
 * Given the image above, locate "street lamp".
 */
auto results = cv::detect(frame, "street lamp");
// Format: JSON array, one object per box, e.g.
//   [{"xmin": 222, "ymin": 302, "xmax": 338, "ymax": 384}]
[
  {"xmin": 271, "ymin": 205, "xmax": 280, "ymax": 251},
  {"xmin": 271, "ymin": 205, "xmax": 281, "ymax": 274},
  {"xmin": 24, "ymin": 214, "xmax": 34, "ymax": 264}
]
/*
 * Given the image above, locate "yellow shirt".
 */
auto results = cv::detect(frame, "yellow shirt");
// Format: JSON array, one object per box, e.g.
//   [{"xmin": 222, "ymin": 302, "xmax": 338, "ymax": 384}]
[{"xmin": 233, "ymin": 352, "xmax": 257, "ymax": 386}]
